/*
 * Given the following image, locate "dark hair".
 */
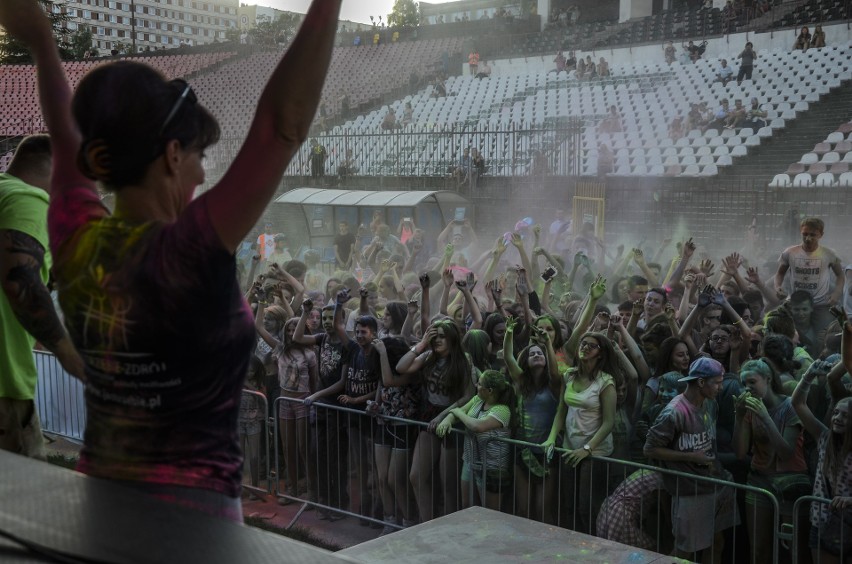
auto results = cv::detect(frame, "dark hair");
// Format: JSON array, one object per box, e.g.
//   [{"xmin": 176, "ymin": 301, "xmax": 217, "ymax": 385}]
[
  {"xmin": 618, "ymin": 300, "xmax": 633, "ymax": 312},
  {"xmin": 478, "ymin": 369, "xmax": 517, "ymax": 429},
  {"xmin": 8, "ymin": 134, "xmax": 51, "ymax": 175},
  {"xmin": 284, "ymin": 260, "xmax": 307, "ymax": 280},
  {"xmin": 762, "ymin": 334, "xmax": 801, "ymax": 375},
  {"xmin": 462, "ymin": 329, "xmax": 491, "ymax": 373},
  {"xmin": 483, "ymin": 313, "xmax": 507, "ymax": 347},
  {"xmin": 656, "ymin": 337, "xmax": 691, "ymax": 375},
  {"xmin": 628, "ymin": 275, "xmax": 648, "ymax": 289},
  {"xmin": 383, "ymin": 301, "xmax": 407, "ymax": 334},
  {"xmin": 246, "ymin": 355, "xmax": 265, "ymax": 389},
  {"xmin": 789, "ymin": 290, "xmax": 814, "ymax": 306},
  {"xmin": 516, "ymin": 344, "xmax": 552, "ymax": 397},
  {"xmin": 647, "ymin": 287, "xmax": 668, "ymax": 303},
  {"xmin": 72, "ymin": 62, "xmax": 219, "ymax": 189},
  {"xmin": 354, "ymin": 315, "xmax": 378, "ymax": 334},
  {"xmin": 423, "ymin": 319, "xmax": 469, "ymax": 400},
  {"xmin": 577, "ymin": 332, "xmax": 622, "ymax": 384},
  {"xmin": 764, "ymin": 306, "xmax": 795, "ymax": 339},
  {"xmin": 722, "ymin": 296, "xmax": 748, "ymax": 325},
  {"xmin": 534, "ymin": 314, "xmax": 564, "ymax": 349}
]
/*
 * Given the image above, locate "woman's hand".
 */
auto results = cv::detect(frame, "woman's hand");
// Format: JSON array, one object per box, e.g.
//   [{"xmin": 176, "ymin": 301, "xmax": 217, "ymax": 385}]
[
  {"xmin": 301, "ymin": 298, "xmax": 313, "ymax": 315},
  {"xmin": 681, "ymin": 237, "xmax": 696, "ymax": 260},
  {"xmin": 563, "ymin": 447, "xmax": 590, "ymax": 468},
  {"xmin": 372, "ymin": 338, "xmax": 386, "ymax": 356},
  {"xmin": 336, "ymin": 288, "xmax": 351, "ymax": 305},
  {"xmin": 418, "ymin": 326, "xmax": 437, "ymax": 352},
  {"xmin": 516, "ymin": 267, "xmax": 530, "ymax": 296},
  {"xmin": 407, "ymin": 300, "xmax": 419, "ymax": 315},
  {"xmin": 435, "ymin": 418, "xmax": 452, "ymax": 438},
  {"xmin": 337, "ymin": 395, "xmax": 357, "ymax": 405},
  {"xmin": 830, "ymin": 496, "xmax": 852, "ymax": 511},
  {"xmin": 743, "ymin": 394, "xmax": 771, "ymax": 423},
  {"xmin": 510, "ymin": 232, "xmax": 523, "ymax": 248},
  {"xmin": 589, "ymin": 274, "xmax": 607, "ymax": 300},
  {"xmin": 419, "ymin": 272, "xmax": 430, "ymax": 290},
  {"xmin": 505, "ymin": 316, "xmax": 517, "ymax": 333},
  {"xmin": 442, "ymin": 267, "xmax": 455, "ymax": 287}
]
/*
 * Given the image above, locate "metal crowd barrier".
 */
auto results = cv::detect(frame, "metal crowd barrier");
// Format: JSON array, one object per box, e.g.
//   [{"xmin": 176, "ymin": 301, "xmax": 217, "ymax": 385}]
[
  {"xmin": 267, "ymin": 395, "xmax": 807, "ymax": 564},
  {"xmin": 239, "ymin": 389, "xmax": 270, "ymax": 498},
  {"xmin": 33, "ymin": 351, "xmax": 86, "ymax": 441},
  {"xmin": 792, "ymin": 495, "xmax": 850, "ymax": 564}
]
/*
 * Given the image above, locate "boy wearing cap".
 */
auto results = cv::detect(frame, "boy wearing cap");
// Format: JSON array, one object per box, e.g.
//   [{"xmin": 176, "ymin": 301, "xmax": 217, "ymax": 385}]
[{"xmin": 644, "ymin": 357, "xmax": 740, "ymax": 563}]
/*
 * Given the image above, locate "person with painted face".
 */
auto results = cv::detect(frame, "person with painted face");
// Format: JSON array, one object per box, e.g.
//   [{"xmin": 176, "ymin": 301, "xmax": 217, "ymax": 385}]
[
  {"xmin": 255, "ymin": 302, "xmax": 319, "ymax": 506},
  {"xmin": 775, "ymin": 217, "xmax": 844, "ymax": 335},
  {"xmin": 297, "ymin": 290, "xmax": 358, "ymax": 519},
  {"xmin": 644, "ymin": 358, "xmax": 740, "ymax": 564},
  {"xmin": 397, "ymin": 319, "xmax": 475, "ymax": 522},
  {"xmin": 504, "ymin": 316, "xmax": 561, "ymax": 524},
  {"xmin": 792, "ymin": 319, "xmax": 852, "ymax": 563},
  {"xmin": 733, "ymin": 359, "xmax": 808, "ymax": 564},
  {"xmin": 543, "ymin": 324, "xmax": 619, "ymax": 535}
]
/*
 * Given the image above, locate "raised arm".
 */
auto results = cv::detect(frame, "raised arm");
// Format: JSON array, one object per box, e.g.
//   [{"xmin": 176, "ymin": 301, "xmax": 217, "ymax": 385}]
[
  {"xmin": 254, "ymin": 301, "xmax": 281, "ymax": 349},
  {"xmin": 0, "ymin": 2, "xmax": 93, "ymax": 198},
  {"xmin": 201, "ymin": 0, "xmax": 343, "ymax": 252},
  {"xmin": 503, "ymin": 317, "xmax": 522, "ymax": 382},
  {"xmin": 565, "ymin": 275, "xmax": 607, "ymax": 360},
  {"xmin": 293, "ymin": 298, "xmax": 320, "ymax": 346},
  {"xmin": 791, "ymin": 364, "xmax": 829, "ymax": 441},
  {"xmin": 457, "ymin": 278, "xmax": 482, "ymax": 329}
]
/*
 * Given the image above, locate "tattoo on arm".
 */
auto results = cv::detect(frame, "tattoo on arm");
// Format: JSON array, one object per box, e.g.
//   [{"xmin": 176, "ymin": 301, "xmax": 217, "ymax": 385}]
[{"xmin": 1, "ymin": 230, "xmax": 66, "ymax": 349}]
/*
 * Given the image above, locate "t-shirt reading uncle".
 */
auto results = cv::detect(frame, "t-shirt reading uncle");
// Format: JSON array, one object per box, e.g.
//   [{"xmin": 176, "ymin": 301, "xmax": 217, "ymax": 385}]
[{"xmin": 48, "ymin": 187, "xmax": 255, "ymax": 498}]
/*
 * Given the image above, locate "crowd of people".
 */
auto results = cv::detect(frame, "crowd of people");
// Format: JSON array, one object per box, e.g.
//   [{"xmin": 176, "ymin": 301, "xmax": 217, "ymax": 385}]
[
  {"xmin": 1, "ymin": 0, "xmax": 851, "ymax": 562},
  {"xmin": 552, "ymin": 51, "xmax": 612, "ymax": 80},
  {"xmin": 237, "ymin": 208, "xmax": 852, "ymax": 562}
]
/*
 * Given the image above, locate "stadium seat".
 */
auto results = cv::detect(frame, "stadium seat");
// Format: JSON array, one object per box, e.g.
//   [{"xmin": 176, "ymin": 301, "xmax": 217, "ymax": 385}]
[
  {"xmin": 769, "ymin": 174, "xmax": 791, "ymax": 187},
  {"xmin": 815, "ymin": 173, "xmax": 836, "ymax": 187},
  {"xmin": 838, "ymin": 172, "xmax": 852, "ymax": 187},
  {"xmin": 793, "ymin": 173, "xmax": 813, "ymax": 187}
]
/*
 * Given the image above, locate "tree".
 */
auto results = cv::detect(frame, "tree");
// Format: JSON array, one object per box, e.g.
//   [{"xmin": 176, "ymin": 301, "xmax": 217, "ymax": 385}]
[
  {"xmin": 0, "ymin": 0, "xmax": 72, "ymax": 63},
  {"xmin": 68, "ymin": 26, "xmax": 93, "ymax": 61},
  {"xmin": 247, "ymin": 12, "xmax": 299, "ymax": 48},
  {"xmin": 387, "ymin": 0, "xmax": 420, "ymax": 28}
]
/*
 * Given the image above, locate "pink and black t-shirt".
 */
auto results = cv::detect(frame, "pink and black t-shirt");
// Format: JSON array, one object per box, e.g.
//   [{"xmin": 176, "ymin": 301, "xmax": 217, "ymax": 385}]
[{"xmin": 48, "ymin": 186, "xmax": 255, "ymax": 498}]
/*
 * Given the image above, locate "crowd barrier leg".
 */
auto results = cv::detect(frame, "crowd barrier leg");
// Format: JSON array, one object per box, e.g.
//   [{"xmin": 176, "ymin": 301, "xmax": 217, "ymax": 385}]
[{"xmin": 792, "ymin": 496, "xmax": 848, "ymax": 564}]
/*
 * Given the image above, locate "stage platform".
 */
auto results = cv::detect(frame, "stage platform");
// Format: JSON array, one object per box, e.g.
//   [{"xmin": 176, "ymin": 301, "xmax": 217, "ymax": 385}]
[
  {"xmin": 0, "ymin": 451, "xmax": 352, "ymax": 563},
  {"xmin": 340, "ymin": 506, "xmax": 684, "ymax": 564}
]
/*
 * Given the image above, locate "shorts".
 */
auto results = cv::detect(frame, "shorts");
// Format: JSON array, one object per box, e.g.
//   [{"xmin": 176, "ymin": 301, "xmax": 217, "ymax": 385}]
[
  {"xmin": 0, "ymin": 398, "xmax": 45, "ymax": 460},
  {"xmin": 278, "ymin": 391, "xmax": 309, "ymax": 420},
  {"xmin": 373, "ymin": 423, "xmax": 418, "ymax": 449},
  {"xmin": 670, "ymin": 486, "xmax": 740, "ymax": 553},
  {"xmin": 464, "ymin": 462, "xmax": 512, "ymax": 494}
]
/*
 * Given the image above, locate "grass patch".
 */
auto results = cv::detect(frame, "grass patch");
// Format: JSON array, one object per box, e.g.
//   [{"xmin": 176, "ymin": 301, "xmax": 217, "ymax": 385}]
[
  {"xmin": 46, "ymin": 453, "xmax": 78, "ymax": 470},
  {"xmin": 244, "ymin": 516, "xmax": 341, "ymax": 551}
]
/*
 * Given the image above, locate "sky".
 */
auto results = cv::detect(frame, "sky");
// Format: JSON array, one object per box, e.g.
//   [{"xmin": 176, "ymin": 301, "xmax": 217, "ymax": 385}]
[{"xmin": 265, "ymin": 0, "xmax": 455, "ymax": 25}]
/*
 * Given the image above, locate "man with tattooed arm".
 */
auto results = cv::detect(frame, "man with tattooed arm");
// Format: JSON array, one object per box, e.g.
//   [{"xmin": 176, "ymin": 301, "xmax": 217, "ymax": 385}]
[{"xmin": 0, "ymin": 135, "xmax": 84, "ymax": 458}]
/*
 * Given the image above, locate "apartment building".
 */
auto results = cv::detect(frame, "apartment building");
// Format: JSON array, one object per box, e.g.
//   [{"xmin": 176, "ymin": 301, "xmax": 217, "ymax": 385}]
[{"xmin": 63, "ymin": 0, "xmax": 239, "ymax": 53}]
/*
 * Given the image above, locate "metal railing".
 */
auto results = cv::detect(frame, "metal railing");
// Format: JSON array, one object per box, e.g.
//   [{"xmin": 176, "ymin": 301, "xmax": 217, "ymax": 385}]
[
  {"xmin": 33, "ymin": 351, "xmax": 86, "ymax": 441},
  {"xmin": 29, "ymin": 365, "xmax": 824, "ymax": 560},
  {"xmin": 792, "ymin": 495, "xmax": 851, "ymax": 564}
]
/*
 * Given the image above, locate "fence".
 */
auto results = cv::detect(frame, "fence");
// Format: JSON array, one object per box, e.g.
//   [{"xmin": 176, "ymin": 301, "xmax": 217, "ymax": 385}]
[
  {"xmin": 268, "ymin": 395, "xmax": 796, "ymax": 562},
  {"xmin": 33, "ymin": 351, "xmax": 86, "ymax": 442},
  {"xmin": 29, "ymin": 362, "xmax": 840, "ymax": 562},
  {"xmin": 792, "ymin": 495, "xmax": 851, "ymax": 564}
]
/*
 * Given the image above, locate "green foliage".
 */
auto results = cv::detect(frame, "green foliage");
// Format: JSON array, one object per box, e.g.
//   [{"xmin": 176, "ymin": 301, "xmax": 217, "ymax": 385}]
[
  {"xmin": 0, "ymin": 0, "xmax": 72, "ymax": 64},
  {"xmin": 68, "ymin": 26, "xmax": 93, "ymax": 61},
  {"xmin": 247, "ymin": 12, "xmax": 299, "ymax": 48},
  {"xmin": 388, "ymin": 0, "xmax": 420, "ymax": 28}
]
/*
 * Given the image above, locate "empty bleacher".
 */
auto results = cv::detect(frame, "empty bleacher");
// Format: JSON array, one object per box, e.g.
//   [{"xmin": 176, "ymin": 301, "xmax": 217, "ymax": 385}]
[
  {"xmin": 287, "ymin": 42, "xmax": 851, "ymax": 179},
  {"xmin": 0, "ymin": 52, "xmax": 236, "ymax": 137},
  {"xmin": 771, "ymin": 119, "xmax": 852, "ymax": 186}
]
